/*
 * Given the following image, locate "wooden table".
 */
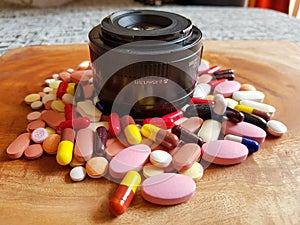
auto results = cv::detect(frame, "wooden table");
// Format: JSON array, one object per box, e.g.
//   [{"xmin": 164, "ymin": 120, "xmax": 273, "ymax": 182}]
[{"xmin": 0, "ymin": 41, "xmax": 299, "ymax": 225}]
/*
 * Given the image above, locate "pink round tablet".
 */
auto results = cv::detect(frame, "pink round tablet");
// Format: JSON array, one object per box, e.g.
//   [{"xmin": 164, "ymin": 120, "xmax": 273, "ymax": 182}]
[
  {"xmin": 222, "ymin": 121, "xmax": 266, "ymax": 144},
  {"xmin": 109, "ymin": 144, "xmax": 151, "ymax": 179},
  {"xmin": 201, "ymin": 140, "xmax": 248, "ymax": 165},
  {"xmin": 142, "ymin": 173, "xmax": 196, "ymax": 205},
  {"xmin": 213, "ymin": 80, "xmax": 241, "ymax": 97}
]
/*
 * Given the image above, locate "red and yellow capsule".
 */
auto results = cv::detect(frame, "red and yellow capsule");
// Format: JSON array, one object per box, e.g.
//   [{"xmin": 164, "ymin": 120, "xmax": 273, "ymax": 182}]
[{"xmin": 109, "ymin": 170, "xmax": 141, "ymax": 216}]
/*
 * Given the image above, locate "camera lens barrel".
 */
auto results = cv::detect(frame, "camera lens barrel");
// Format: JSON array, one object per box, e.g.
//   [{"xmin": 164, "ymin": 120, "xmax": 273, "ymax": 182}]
[{"xmin": 89, "ymin": 9, "xmax": 203, "ymax": 118}]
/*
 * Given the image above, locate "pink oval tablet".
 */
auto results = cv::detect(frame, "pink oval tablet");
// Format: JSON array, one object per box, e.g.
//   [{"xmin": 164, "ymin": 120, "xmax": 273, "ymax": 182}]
[
  {"xmin": 41, "ymin": 110, "xmax": 65, "ymax": 130},
  {"xmin": 27, "ymin": 111, "xmax": 42, "ymax": 122},
  {"xmin": 142, "ymin": 173, "xmax": 196, "ymax": 205},
  {"xmin": 172, "ymin": 143, "xmax": 201, "ymax": 172},
  {"xmin": 201, "ymin": 140, "xmax": 248, "ymax": 165},
  {"xmin": 178, "ymin": 117, "xmax": 203, "ymax": 133},
  {"xmin": 31, "ymin": 128, "xmax": 49, "ymax": 143},
  {"xmin": 27, "ymin": 119, "xmax": 46, "ymax": 132},
  {"xmin": 24, "ymin": 144, "xmax": 43, "ymax": 159},
  {"xmin": 214, "ymin": 80, "xmax": 241, "ymax": 97},
  {"xmin": 105, "ymin": 138, "xmax": 126, "ymax": 161},
  {"xmin": 109, "ymin": 144, "xmax": 151, "ymax": 179},
  {"xmin": 6, "ymin": 133, "xmax": 31, "ymax": 159},
  {"xmin": 222, "ymin": 121, "xmax": 266, "ymax": 144},
  {"xmin": 74, "ymin": 128, "xmax": 94, "ymax": 162}
]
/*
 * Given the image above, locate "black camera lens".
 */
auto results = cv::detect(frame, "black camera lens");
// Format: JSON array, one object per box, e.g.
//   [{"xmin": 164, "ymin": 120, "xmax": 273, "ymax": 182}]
[{"xmin": 89, "ymin": 10, "xmax": 203, "ymax": 118}]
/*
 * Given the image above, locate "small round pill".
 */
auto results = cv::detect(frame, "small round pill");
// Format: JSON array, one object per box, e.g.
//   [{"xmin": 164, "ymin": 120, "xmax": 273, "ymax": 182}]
[
  {"xmin": 30, "ymin": 101, "xmax": 43, "ymax": 110},
  {"xmin": 49, "ymin": 80, "xmax": 62, "ymax": 89},
  {"xmin": 62, "ymin": 93, "xmax": 74, "ymax": 104},
  {"xmin": 31, "ymin": 128, "xmax": 49, "ymax": 143},
  {"xmin": 179, "ymin": 162, "xmax": 204, "ymax": 182},
  {"xmin": 150, "ymin": 150, "xmax": 172, "ymax": 168},
  {"xmin": 70, "ymin": 157, "xmax": 85, "ymax": 167},
  {"xmin": 143, "ymin": 163, "xmax": 164, "ymax": 178},
  {"xmin": 267, "ymin": 120, "xmax": 287, "ymax": 137},
  {"xmin": 27, "ymin": 111, "xmax": 42, "ymax": 122},
  {"xmin": 24, "ymin": 144, "xmax": 43, "ymax": 159},
  {"xmin": 24, "ymin": 93, "xmax": 40, "ymax": 104},
  {"xmin": 42, "ymin": 93, "xmax": 57, "ymax": 104},
  {"xmin": 42, "ymin": 134, "xmax": 60, "ymax": 154},
  {"xmin": 240, "ymin": 83, "xmax": 256, "ymax": 91},
  {"xmin": 45, "ymin": 78, "xmax": 56, "ymax": 84},
  {"xmin": 51, "ymin": 100, "xmax": 65, "ymax": 113},
  {"xmin": 52, "ymin": 73, "xmax": 60, "ymax": 80},
  {"xmin": 45, "ymin": 127, "xmax": 56, "ymax": 135},
  {"xmin": 70, "ymin": 166, "xmax": 86, "ymax": 182},
  {"xmin": 43, "ymin": 87, "xmax": 53, "ymax": 93},
  {"xmin": 86, "ymin": 157, "xmax": 108, "ymax": 178}
]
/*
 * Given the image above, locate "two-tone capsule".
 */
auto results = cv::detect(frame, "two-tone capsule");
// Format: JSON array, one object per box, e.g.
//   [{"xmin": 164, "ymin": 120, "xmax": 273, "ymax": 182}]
[
  {"xmin": 141, "ymin": 124, "xmax": 179, "ymax": 149},
  {"xmin": 56, "ymin": 128, "xmax": 75, "ymax": 165},
  {"xmin": 109, "ymin": 170, "xmax": 141, "ymax": 216},
  {"xmin": 224, "ymin": 134, "xmax": 260, "ymax": 154}
]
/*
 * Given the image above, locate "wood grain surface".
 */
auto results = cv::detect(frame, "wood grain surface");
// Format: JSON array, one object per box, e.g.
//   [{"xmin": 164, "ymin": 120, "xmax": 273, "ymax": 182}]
[{"xmin": 0, "ymin": 41, "xmax": 300, "ymax": 225}]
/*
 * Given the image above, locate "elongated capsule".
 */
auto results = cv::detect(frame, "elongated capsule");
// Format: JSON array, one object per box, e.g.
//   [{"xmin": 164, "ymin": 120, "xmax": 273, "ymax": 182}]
[
  {"xmin": 161, "ymin": 110, "xmax": 183, "ymax": 123},
  {"xmin": 58, "ymin": 117, "xmax": 90, "ymax": 131},
  {"xmin": 109, "ymin": 170, "xmax": 141, "ymax": 216},
  {"xmin": 141, "ymin": 124, "xmax": 179, "ymax": 149},
  {"xmin": 64, "ymin": 104, "xmax": 77, "ymax": 120},
  {"xmin": 171, "ymin": 125, "xmax": 204, "ymax": 146},
  {"xmin": 94, "ymin": 126, "xmax": 107, "ymax": 157},
  {"xmin": 242, "ymin": 112, "xmax": 267, "ymax": 130},
  {"xmin": 191, "ymin": 98, "xmax": 214, "ymax": 105},
  {"xmin": 235, "ymin": 104, "xmax": 272, "ymax": 121},
  {"xmin": 56, "ymin": 128, "xmax": 75, "ymax": 165},
  {"xmin": 108, "ymin": 113, "xmax": 121, "ymax": 137},
  {"xmin": 143, "ymin": 117, "xmax": 174, "ymax": 129},
  {"xmin": 120, "ymin": 115, "xmax": 142, "ymax": 145},
  {"xmin": 224, "ymin": 134, "xmax": 260, "ymax": 154},
  {"xmin": 56, "ymin": 81, "xmax": 68, "ymax": 99},
  {"xmin": 213, "ymin": 69, "xmax": 235, "ymax": 80}
]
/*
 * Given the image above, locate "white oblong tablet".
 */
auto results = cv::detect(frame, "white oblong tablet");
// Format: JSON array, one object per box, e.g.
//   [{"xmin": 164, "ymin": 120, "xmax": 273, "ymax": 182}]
[
  {"xmin": 150, "ymin": 150, "xmax": 172, "ymax": 168},
  {"xmin": 197, "ymin": 119, "xmax": 221, "ymax": 142},
  {"xmin": 232, "ymin": 91, "xmax": 265, "ymax": 102},
  {"xmin": 267, "ymin": 120, "xmax": 287, "ymax": 137},
  {"xmin": 70, "ymin": 166, "xmax": 86, "ymax": 182},
  {"xmin": 201, "ymin": 140, "xmax": 248, "ymax": 165},
  {"xmin": 142, "ymin": 173, "xmax": 196, "ymax": 205}
]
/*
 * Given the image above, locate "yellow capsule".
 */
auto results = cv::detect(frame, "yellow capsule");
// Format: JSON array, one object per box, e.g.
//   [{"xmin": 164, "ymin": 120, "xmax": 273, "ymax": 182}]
[
  {"xmin": 124, "ymin": 124, "xmax": 142, "ymax": 145},
  {"xmin": 141, "ymin": 124, "xmax": 160, "ymax": 141},
  {"xmin": 235, "ymin": 104, "xmax": 253, "ymax": 114},
  {"xmin": 66, "ymin": 83, "xmax": 76, "ymax": 95},
  {"xmin": 56, "ymin": 140, "xmax": 73, "ymax": 166}
]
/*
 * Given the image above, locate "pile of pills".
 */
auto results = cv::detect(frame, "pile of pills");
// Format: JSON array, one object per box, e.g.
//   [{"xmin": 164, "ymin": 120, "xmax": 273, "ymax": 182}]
[{"xmin": 6, "ymin": 59, "xmax": 287, "ymax": 216}]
